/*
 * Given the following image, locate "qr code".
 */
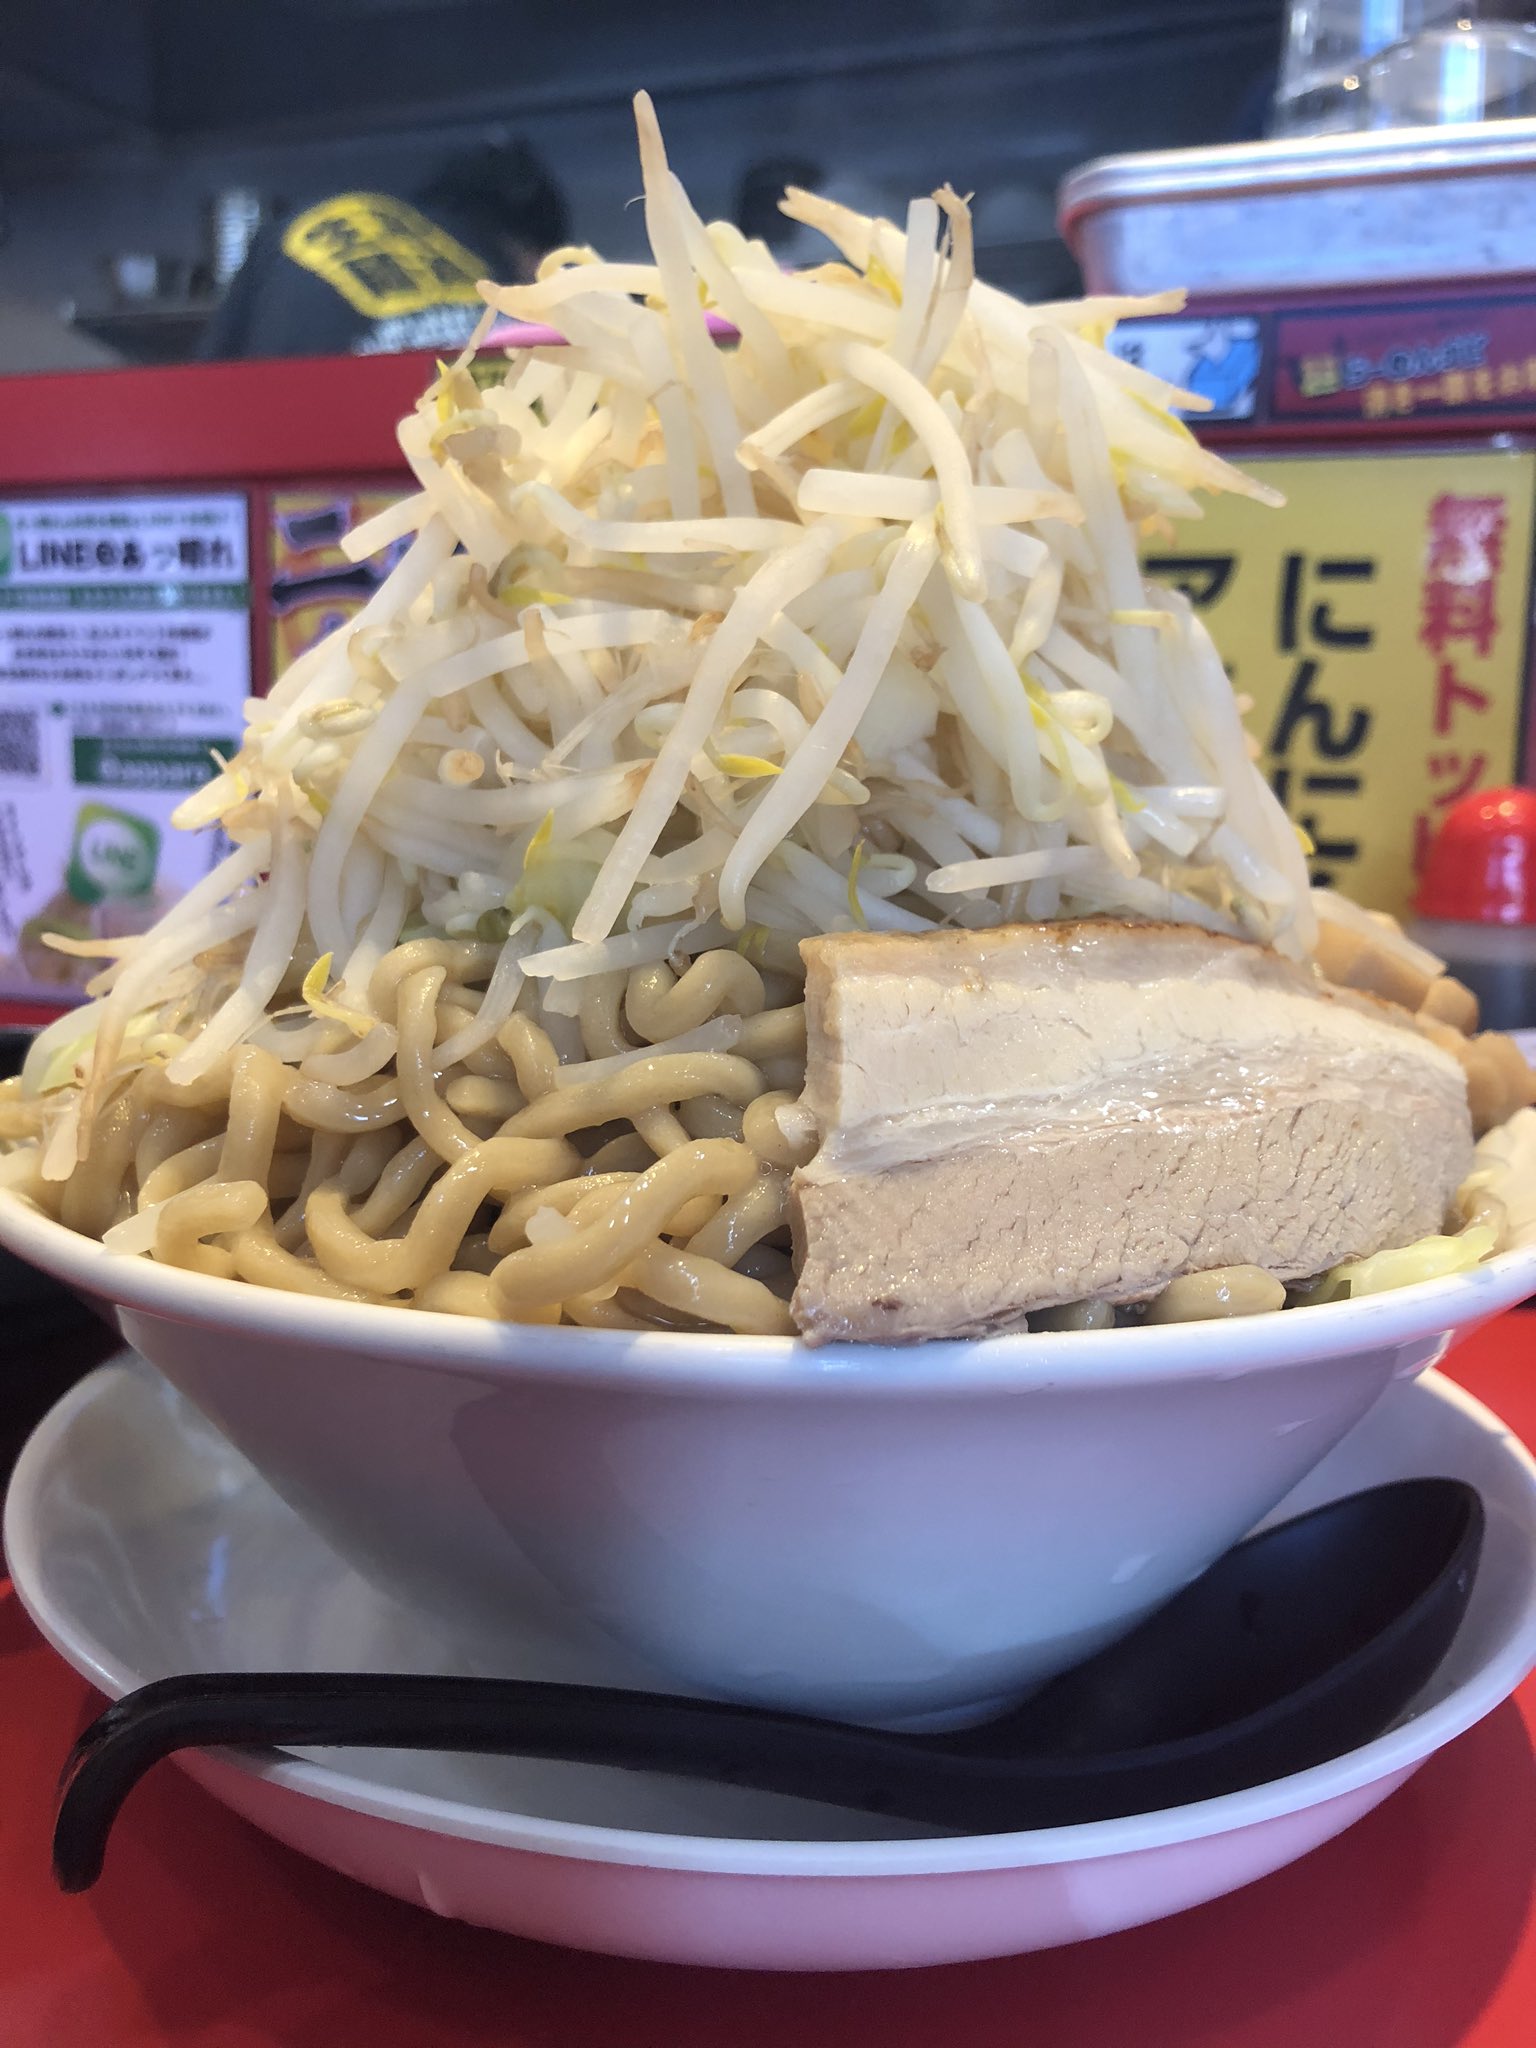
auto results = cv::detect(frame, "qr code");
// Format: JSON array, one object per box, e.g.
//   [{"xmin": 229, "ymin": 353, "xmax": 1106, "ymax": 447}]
[{"xmin": 0, "ymin": 709, "xmax": 41, "ymax": 779}]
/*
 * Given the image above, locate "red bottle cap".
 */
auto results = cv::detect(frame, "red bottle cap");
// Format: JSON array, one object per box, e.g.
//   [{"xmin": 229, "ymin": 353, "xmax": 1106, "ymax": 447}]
[{"xmin": 1415, "ymin": 786, "xmax": 1536, "ymax": 926}]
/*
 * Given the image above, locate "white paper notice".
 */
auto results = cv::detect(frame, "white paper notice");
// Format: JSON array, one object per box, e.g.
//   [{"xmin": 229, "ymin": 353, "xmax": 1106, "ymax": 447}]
[{"xmin": 0, "ymin": 493, "xmax": 251, "ymax": 1005}]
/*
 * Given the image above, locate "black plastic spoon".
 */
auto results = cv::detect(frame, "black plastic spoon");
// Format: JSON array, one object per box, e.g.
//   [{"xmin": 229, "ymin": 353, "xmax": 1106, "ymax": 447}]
[{"xmin": 53, "ymin": 1477, "xmax": 1481, "ymax": 1890}]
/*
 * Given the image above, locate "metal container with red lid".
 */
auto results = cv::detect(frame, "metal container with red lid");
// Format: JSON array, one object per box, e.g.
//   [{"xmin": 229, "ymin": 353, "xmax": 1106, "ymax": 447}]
[
  {"xmin": 1058, "ymin": 118, "xmax": 1536, "ymax": 296},
  {"xmin": 1411, "ymin": 787, "xmax": 1536, "ymax": 1032}
]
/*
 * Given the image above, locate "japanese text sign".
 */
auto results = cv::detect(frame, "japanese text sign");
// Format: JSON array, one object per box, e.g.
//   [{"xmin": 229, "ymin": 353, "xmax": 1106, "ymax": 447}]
[
  {"xmin": 1143, "ymin": 449, "xmax": 1536, "ymax": 920},
  {"xmin": 0, "ymin": 494, "xmax": 247, "ymax": 603},
  {"xmin": 0, "ymin": 492, "xmax": 250, "ymax": 1007},
  {"xmin": 1273, "ymin": 298, "xmax": 1536, "ymax": 426}
]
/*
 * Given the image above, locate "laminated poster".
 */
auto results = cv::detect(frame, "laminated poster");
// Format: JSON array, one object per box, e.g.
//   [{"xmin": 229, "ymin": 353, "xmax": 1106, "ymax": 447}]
[{"xmin": 0, "ymin": 493, "xmax": 249, "ymax": 1006}]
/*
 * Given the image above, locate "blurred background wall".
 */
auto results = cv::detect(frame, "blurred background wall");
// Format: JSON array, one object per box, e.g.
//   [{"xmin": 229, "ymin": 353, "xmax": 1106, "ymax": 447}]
[{"xmin": 0, "ymin": 0, "xmax": 1284, "ymax": 373}]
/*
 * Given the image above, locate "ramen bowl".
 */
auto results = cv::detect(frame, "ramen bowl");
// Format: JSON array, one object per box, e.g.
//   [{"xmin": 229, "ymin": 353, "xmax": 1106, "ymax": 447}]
[{"xmin": 2, "ymin": 1185, "xmax": 1534, "ymax": 1725}]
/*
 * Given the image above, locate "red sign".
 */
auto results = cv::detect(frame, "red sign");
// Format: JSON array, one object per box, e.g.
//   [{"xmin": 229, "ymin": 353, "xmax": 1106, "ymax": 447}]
[
  {"xmin": 1272, "ymin": 297, "xmax": 1536, "ymax": 424},
  {"xmin": 1411, "ymin": 491, "xmax": 1510, "ymax": 878},
  {"xmin": 1420, "ymin": 493, "xmax": 1508, "ymax": 660}
]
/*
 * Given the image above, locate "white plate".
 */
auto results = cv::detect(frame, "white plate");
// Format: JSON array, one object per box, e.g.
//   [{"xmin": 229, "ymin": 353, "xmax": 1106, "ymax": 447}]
[{"xmin": 7, "ymin": 1353, "xmax": 1536, "ymax": 1973}]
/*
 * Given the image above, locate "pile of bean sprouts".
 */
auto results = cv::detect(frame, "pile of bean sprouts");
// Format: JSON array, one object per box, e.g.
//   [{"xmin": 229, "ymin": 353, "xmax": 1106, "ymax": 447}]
[{"xmin": 0, "ymin": 95, "xmax": 1354, "ymax": 1329}]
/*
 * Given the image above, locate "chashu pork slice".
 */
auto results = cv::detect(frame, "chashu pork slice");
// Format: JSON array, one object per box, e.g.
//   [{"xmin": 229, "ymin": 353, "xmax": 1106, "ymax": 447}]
[{"xmin": 790, "ymin": 920, "xmax": 1473, "ymax": 1345}]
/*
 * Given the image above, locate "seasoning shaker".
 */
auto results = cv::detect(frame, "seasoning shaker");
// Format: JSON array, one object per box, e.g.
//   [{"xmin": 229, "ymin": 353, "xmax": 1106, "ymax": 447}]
[{"xmin": 1410, "ymin": 786, "xmax": 1536, "ymax": 1030}]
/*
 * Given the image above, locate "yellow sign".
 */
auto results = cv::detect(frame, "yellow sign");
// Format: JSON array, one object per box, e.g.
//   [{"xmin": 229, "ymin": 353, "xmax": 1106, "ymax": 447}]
[
  {"xmin": 269, "ymin": 489, "xmax": 405, "ymax": 683},
  {"xmin": 1143, "ymin": 448, "xmax": 1536, "ymax": 919},
  {"xmin": 281, "ymin": 193, "xmax": 484, "ymax": 319}
]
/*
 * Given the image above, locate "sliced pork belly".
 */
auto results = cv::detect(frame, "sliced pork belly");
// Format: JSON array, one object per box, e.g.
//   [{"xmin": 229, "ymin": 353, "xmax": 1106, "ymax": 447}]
[{"xmin": 790, "ymin": 921, "xmax": 1473, "ymax": 1345}]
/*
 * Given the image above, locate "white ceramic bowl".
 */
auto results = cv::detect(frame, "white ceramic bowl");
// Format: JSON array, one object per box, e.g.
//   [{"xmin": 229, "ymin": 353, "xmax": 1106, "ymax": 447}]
[
  {"xmin": 2, "ymin": 1185, "xmax": 1534, "ymax": 1725},
  {"xmin": 10, "ymin": 1353, "xmax": 1536, "ymax": 1970}
]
